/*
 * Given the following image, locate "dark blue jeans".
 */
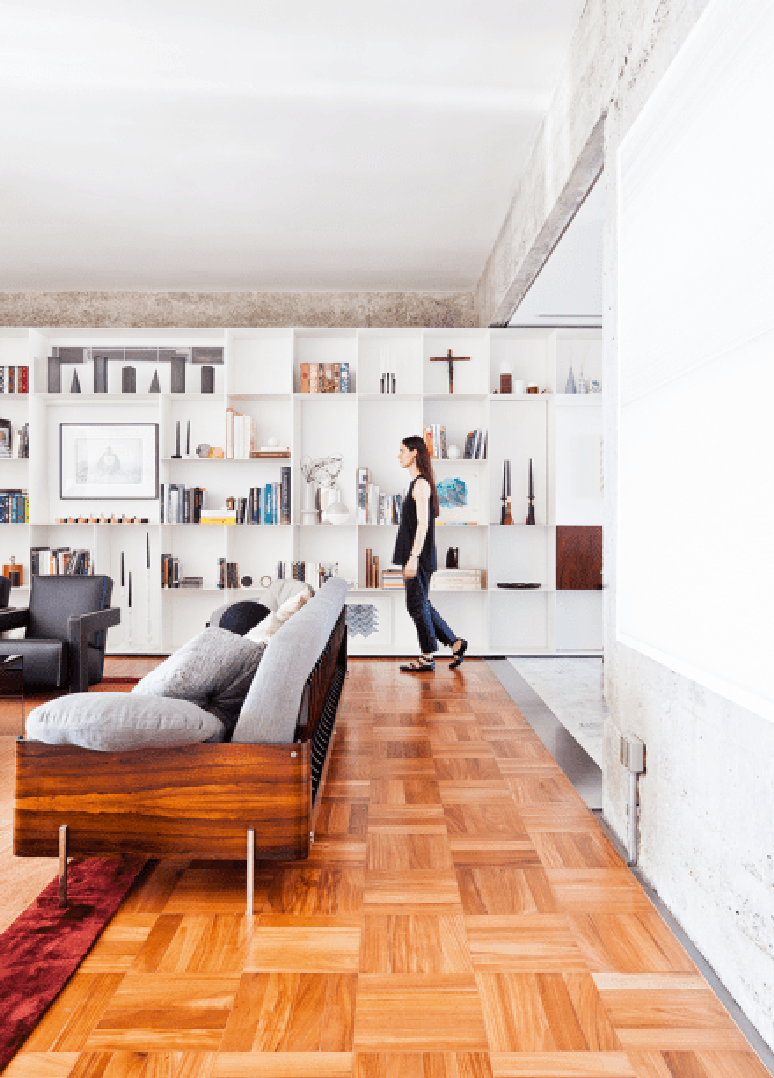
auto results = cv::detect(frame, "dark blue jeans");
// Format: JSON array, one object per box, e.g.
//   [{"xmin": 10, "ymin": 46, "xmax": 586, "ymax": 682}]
[{"xmin": 405, "ymin": 562, "xmax": 456, "ymax": 655}]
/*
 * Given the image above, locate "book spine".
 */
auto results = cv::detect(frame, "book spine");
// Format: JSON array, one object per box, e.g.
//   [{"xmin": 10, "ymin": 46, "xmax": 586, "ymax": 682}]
[
  {"xmin": 341, "ymin": 362, "xmax": 349, "ymax": 393},
  {"xmin": 300, "ymin": 363, "xmax": 310, "ymax": 393},
  {"xmin": 280, "ymin": 467, "xmax": 291, "ymax": 525},
  {"xmin": 21, "ymin": 366, "xmax": 28, "ymax": 393}
]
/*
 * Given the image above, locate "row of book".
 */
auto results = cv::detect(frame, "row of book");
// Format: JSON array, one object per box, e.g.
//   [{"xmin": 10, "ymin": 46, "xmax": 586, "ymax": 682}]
[
  {"xmin": 0, "ymin": 421, "xmax": 29, "ymax": 458},
  {"xmin": 0, "ymin": 366, "xmax": 29, "ymax": 394},
  {"xmin": 423, "ymin": 425, "xmax": 488, "ymax": 460},
  {"xmin": 290, "ymin": 561, "xmax": 339, "ymax": 587},
  {"xmin": 364, "ymin": 548, "xmax": 381, "ymax": 589},
  {"xmin": 299, "ymin": 363, "xmax": 351, "ymax": 393},
  {"xmin": 161, "ymin": 554, "xmax": 181, "ymax": 588},
  {"xmin": 217, "ymin": 559, "xmax": 241, "ymax": 590},
  {"xmin": 357, "ymin": 467, "xmax": 404, "ymax": 525},
  {"xmin": 0, "ymin": 490, "xmax": 29, "ymax": 523},
  {"xmin": 225, "ymin": 409, "xmax": 257, "ymax": 459},
  {"xmin": 160, "ymin": 484, "xmax": 206, "ymax": 524},
  {"xmin": 30, "ymin": 546, "xmax": 93, "ymax": 576}
]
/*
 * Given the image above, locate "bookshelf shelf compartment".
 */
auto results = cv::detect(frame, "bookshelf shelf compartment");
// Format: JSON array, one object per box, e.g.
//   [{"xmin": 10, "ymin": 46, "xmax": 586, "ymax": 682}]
[{"xmin": 0, "ymin": 325, "xmax": 603, "ymax": 655}]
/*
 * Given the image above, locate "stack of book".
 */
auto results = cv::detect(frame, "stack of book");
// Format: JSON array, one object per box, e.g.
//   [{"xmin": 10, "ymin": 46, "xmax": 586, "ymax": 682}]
[
  {"xmin": 424, "ymin": 424, "xmax": 447, "ymax": 459},
  {"xmin": 0, "ymin": 490, "xmax": 29, "ymax": 523},
  {"xmin": 199, "ymin": 507, "xmax": 237, "ymax": 525},
  {"xmin": 299, "ymin": 363, "xmax": 350, "ymax": 393},
  {"xmin": 225, "ymin": 409, "xmax": 257, "ymax": 459},
  {"xmin": 0, "ymin": 366, "xmax": 29, "ymax": 393},
  {"xmin": 15, "ymin": 423, "xmax": 30, "ymax": 458},
  {"xmin": 30, "ymin": 546, "xmax": 93, "ymax": 576},
  {"xmin": 430, "ymin": 568, "xmax": 484, "ymax": 591},
  {"xmin": 463, "ymin": 430, "xmax": 487, "ymax": 459},
  {"xmin": 161, "ymin": 555, "xmax": 181, "ymax": 588},
  {"xmin": 381, "ymin": 569, "xmax": 404, "ymax": 589},
  {"xmin": 365, "ymin": 548, "xmax": 380, "ymax": 588},
  {"xmin": 180, "ymin": 576, "xmax": 203, "ymax": 589},
  {"xmin": 217, "ymin": 559, "xmax": 241, "ymax": 589},
  {"xmin": 160, "ymin": 484, "xmax": 206, "ymax": 524},
  {"xmin": 357, "ymin": 467, "xmax": 403, "ymax": 524}
]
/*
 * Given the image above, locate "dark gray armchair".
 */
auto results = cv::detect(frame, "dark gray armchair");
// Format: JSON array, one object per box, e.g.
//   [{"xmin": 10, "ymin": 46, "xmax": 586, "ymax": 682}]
[{"xmin": 0, "ymin": 575, "xmax": 120, "ymax": 693}]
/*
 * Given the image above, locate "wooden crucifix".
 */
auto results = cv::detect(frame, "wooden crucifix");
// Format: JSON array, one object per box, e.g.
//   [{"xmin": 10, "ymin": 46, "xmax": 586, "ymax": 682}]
[{"xmin": 431, "ymin": 348, "xmax": 469, "ymax": 394}]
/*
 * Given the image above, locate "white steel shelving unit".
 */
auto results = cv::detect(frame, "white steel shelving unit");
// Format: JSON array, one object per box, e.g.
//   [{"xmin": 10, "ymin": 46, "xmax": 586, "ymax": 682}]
[{"xmin": 0, "ymin": 325, "xmax": 603, "ymax": 656}]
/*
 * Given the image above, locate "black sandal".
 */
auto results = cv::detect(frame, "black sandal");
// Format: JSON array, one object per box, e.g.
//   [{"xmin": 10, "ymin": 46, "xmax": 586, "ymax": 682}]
[
  {"xmin": 449, "ymin": 639, "xmax": 468, "ymax": 669},
  {"xmin": 400, "ymin": 657, "xmax": 436, "ymax": 672}
]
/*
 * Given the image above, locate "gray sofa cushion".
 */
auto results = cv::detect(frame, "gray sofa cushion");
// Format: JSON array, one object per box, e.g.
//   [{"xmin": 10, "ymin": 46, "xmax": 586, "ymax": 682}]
[
  {"xmin": 232, "ymin": 576, "xmax": 347, "ymax": 745},
  {"xmin": 132, "ymin": 627, "xmax": 264, "ymax": 733},
  {"xmin": 26, "ymin": 692, "xmax": 222, "ymax": 751}
]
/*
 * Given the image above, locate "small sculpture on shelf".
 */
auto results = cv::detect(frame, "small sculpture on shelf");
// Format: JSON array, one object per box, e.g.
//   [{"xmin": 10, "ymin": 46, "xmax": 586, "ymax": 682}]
[
  {"xmin": 300, "ymin": 454, "xmax": 344, "ymax": 525},
  {"xmin": 564, "ymin": 365, "xmax": 576, "ymax": 394}
]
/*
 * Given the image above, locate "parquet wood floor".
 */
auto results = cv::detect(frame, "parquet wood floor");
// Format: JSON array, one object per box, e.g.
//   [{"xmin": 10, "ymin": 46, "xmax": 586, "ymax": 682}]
[{"xmin": 3, "ymin": 659, "xmax": 771, "ymax": 1078}]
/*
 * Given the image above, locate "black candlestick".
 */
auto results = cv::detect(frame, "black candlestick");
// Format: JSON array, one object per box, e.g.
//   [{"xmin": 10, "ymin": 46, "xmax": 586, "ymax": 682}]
[
  {"xmin": 186, "ymin": 420, "xmax": 191, "ymax": 456},
  {"xmin": 146, "ymin": 532, "xmax": 151, "ymax": 569},
  {"xmin": 128, "ymin": 571, "xmax": 132, "ymax": 608},
  {"xmin": 526, "ymin": 458, "xmax": 535, "ymax": 525},
  {"xmin": 120, "ymin": 551, "xmax": 125, "ymax": 587},
  {"xmin": 172, "ymin": 420, "xmax": 182, "ymax": 459}
]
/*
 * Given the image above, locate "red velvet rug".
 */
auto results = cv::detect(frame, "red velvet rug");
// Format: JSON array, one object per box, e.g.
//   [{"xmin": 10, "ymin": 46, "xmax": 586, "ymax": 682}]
[{"xmin": 0, "ymin": 856, "xmax": 146, "ymax": 1071}]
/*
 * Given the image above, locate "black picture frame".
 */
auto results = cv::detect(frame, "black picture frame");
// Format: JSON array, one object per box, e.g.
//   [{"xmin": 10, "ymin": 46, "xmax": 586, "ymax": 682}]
[{"xmin": 60, "ymin": 423, "xmax": 159, "ymax": 500}]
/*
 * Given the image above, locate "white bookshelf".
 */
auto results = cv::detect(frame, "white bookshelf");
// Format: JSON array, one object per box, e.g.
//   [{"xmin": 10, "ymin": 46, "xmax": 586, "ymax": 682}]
[{"xmin": 0, "ymin": 326, "xmax": 603, "ymax": 656}]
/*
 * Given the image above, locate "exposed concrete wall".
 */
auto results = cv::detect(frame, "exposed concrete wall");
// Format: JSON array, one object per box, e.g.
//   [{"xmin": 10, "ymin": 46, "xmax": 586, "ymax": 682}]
[
  {"xmin": 0, "ymin": 291, "xmax": 476, "ymax": 329},
  {"xmin": 474, "ymin": 0, "xmax": 774, "ymax": 1051},
  {"xmin": 599, "ymin": 0, "xmax": 774, "ymax": 1053}
]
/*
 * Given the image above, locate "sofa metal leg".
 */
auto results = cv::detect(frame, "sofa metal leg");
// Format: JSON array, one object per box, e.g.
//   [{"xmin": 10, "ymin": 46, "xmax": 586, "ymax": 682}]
[
  {"xmin": 246, "ymin": 828, "xmax": 255, "ymax": 917},
  {"xmin": 58, "ymin": 825, "xmax": 68, "ymax": 908}
]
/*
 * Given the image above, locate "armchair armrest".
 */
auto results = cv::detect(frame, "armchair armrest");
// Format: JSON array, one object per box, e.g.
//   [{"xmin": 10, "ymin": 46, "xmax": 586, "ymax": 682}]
[
  {"xmin": 0, "ymin": 607, "xmax": 30, "ymax": 632},
  {"xmin": 67, "ymin": 607, "xmax": 121, "ymax": 693}
]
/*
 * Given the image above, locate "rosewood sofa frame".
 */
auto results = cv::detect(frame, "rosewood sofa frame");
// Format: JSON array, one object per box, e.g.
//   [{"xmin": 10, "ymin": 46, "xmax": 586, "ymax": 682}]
[{"xmin": 14, "ymin": 611, "xmax": 347, "ymax": 908}]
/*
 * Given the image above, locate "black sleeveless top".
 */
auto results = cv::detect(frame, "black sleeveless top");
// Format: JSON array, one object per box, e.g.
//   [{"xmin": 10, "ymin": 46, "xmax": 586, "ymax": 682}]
[{"xmin": 393, "ymin": 477, "xmax": 437, "ymax": 572}]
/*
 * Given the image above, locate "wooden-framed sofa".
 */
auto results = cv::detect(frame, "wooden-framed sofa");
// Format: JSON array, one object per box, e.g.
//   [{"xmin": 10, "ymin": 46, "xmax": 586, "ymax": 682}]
[{"xmin": 14, "ymin": 577, "xmax": 348, "ymax": 907}]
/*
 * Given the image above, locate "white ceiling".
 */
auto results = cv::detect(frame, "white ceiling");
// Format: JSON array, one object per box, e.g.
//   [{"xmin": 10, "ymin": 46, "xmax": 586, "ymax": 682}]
[{"xmin": 1, "ymin": 1, "xmax": 586, "ymax": 292}]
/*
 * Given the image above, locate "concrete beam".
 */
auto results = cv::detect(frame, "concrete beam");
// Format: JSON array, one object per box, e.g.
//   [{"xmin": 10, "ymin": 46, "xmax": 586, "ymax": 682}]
[
  {"xmin": 0, "ymin": 290, "xmax": 476, "ymax": 329},
  {"xmin": 485, "ymin": 116, "xmax": 605, "ymax": 327}
]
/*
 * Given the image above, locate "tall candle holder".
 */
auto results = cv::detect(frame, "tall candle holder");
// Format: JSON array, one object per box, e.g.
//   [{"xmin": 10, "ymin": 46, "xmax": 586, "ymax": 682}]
[
  {"xmin": 501, "ymin": 460, "xmax": 513, "ymax": 525},
  {"xmin": 526, "ymin": 458, "xmax": 536, "ymax": 525}
]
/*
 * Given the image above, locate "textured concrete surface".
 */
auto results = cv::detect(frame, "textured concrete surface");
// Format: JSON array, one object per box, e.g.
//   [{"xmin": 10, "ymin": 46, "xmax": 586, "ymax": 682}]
[
  {"xmin": 476, "ymin": 0, "xmax": 711, "ymax": 327},
  {"xmin": 596, "ymin": 0, "xmax": 774, "ymax": 1053},
  {"xmin": 474, "ymin": 0, "xmax": 774, "ymax": 1050},
  {"xmin": 0, "ymin": 290, "xmax": 476, "ymax": 329}
]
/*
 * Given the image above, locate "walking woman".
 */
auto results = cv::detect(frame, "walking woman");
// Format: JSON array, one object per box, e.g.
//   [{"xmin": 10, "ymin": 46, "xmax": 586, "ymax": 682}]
[{"xmin": 393, "ymin": 436, "xmax": 467, "ymax": 672}]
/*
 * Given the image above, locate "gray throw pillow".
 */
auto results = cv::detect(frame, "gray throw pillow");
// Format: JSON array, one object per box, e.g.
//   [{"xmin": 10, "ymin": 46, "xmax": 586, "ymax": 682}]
[
  {"xmin": 132, "ymin": 628, "xmax": 265, "ymax": 728},
  {"xmin": 26, "ymin": 692, "xmax": 222, "ymax": 751}
]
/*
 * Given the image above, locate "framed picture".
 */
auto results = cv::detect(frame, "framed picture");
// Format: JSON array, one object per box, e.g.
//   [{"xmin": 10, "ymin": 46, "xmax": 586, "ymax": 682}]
[{"xmin": 60, "ymin": 423, "xmax": 159, "ymax": 500}]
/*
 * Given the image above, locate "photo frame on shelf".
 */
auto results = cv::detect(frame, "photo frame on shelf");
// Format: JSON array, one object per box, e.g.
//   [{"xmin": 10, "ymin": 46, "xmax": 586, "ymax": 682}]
[
  {"xmin": 436, "ymin": 471, "xmax": 479, "ymax": 523},
  {"xmin": 60, "ymin": 423, "xmax": 159, "ymax": 500}
]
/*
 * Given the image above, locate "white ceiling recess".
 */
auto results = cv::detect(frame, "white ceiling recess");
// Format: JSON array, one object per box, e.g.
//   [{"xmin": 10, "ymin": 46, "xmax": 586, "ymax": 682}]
[
  {"xmin": 510, "ymin": 178, "xmax": 604, "ymax": 326},
  {"xmin": 0, "ymin": 0, "xmax": 585, "ymax": 292}
]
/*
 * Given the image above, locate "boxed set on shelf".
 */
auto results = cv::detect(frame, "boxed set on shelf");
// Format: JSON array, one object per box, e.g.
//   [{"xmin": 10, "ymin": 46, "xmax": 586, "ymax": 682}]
[
  {"xmin": 430, "ymin": 568, "xmax": 485, "ymax": 591},
  {"xmin": 299, "ymin": 362, "xmax": 351, "ymax": 393}
]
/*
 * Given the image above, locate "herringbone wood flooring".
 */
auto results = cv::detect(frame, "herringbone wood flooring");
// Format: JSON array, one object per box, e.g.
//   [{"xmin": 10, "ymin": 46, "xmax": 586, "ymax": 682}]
[{"xmin": 2, "ymin": 659, "xmax": 770, "ymax": 1078}]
